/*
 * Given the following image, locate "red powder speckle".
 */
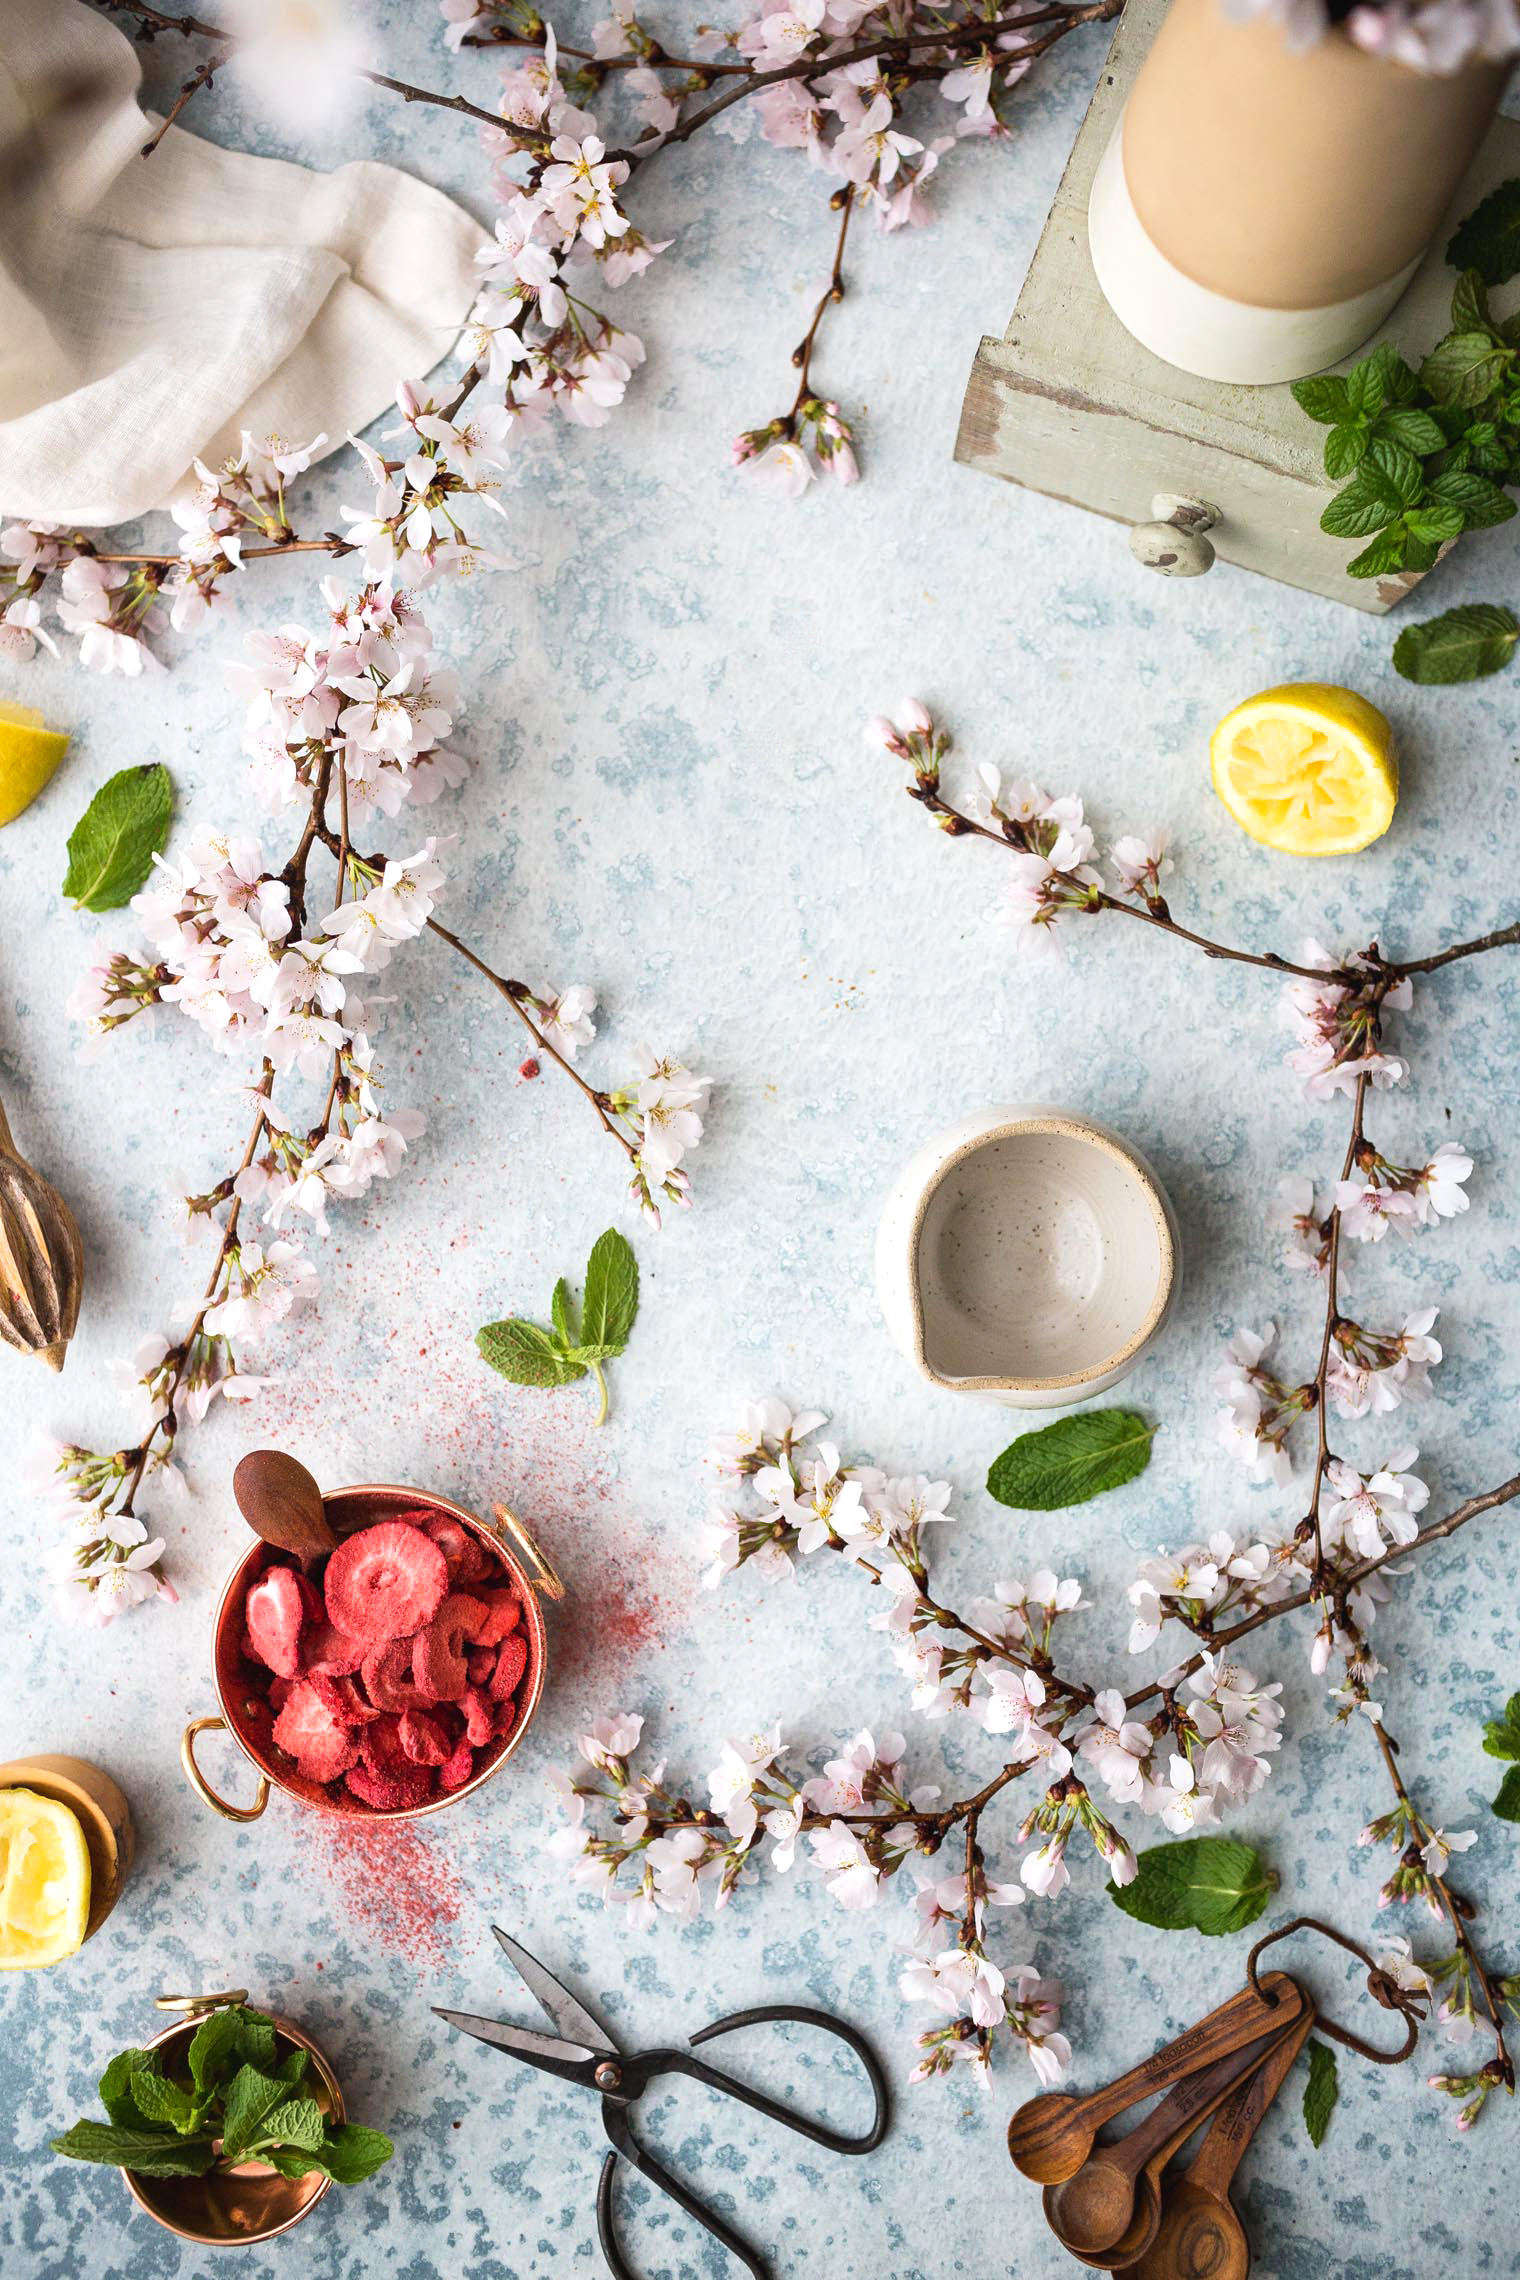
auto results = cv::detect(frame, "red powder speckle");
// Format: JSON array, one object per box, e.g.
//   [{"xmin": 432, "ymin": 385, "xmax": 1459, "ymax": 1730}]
[{"xmin": 317, "ymin": 1819, "xmax": 466, "ymax": 1964}]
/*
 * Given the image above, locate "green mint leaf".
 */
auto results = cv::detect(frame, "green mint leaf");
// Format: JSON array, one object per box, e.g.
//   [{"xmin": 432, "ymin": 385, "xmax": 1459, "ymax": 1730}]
[
  {"xmin": 125, "ymin": 2060, "xmax": 200, "ymax": 2136},
  {"xmin": 1492, "ymin": 1764, "xmax": 1520, "ymax": 1821},
  {"xmin": 987, "ymin": 1410, "xmax": 1156, "ymax": 1512},
  {"xmin": 1303, "ymin": 2039, "xmax": 1339, "ymax": 2147},
  {"xmin": 1368, "ymin": 340, "xmax": 1417, "ymax": 403},
  {"xmin": 1450, "ymin": 268, "xmax": 1496, "ymax": 337},
  {"xmin": 1377, "ymin": 407, "xmax": 1447, "ymax": 456},
  {"xmin": 550, "ymin": 1276, "xmax": 577, "ymax": 1348},
  {"xmin": 260, "ymin": 2097, "xmax": 326, "ymax": 2153},
  {"xmin": 318, "ymin": 2123, "xmax": 395, "ymax": 2184},
  {"xmin": 1321, "ymin": 465, "xmax": 1402, "ymax": 538},
  {"xmin": 1108, "ymin": 1837, "xmax": 1273, "ymax": 1936},
  {"xmin": 564, "ymin": 1342, "xmax": 622, "ymax": 1364},
  {"xmin": 1346, "ymin": 529, "xmax": 1412, "ymax": 578},
  {"xmin": 220, "ymin": 2064, "xmax": 290, "ymax": 2162},
  {"xmin": 50, "ymin": 2122, "xmax": 217, "ymax": 2176},
  {"xmin": 1448, "ymin": 178, "xmax": 1520, "ymax": 285},
  {"xmin": 1393, "ymin": 603, "xmax": 1520, "ymax": 684},
  {"xmin": 1402, "ymin": 503, "xmax": 1465, "ymax": 547},
  {"xmin": 1366, "ymin": 435, "xmax": 1423, "ymax": 505},
  {"xmin": 1421, "ymin": 332, "xmax": 1511, "ymax": 409},
  {"xmin": 1323, "ymin": 424, "xmax": 1367, "ymax": 481},
  {"xmin": 1292, "ymin": 374, "xmax": 1351, "ymax": 424},
  {"xmin": 1345, "ymin": 355, "xmax": 1387, "ymax": 420},
  {"xmin": 476, "ymin": 1318, "xmax": 587, "ymax": 1388},
  {"xmin": 187, "ymin": 2007, "xmax": 247, "ymax": 2094},
  {"xmin": 580, "ymin": 1227, "xmax": 639, "ymax": 1353},
  {"xmin": 1402, "ymin": 535, "xmax": 1441, "ymax": 575},
  {"xmin": 275, "ymin": 2046, "xmax": 309, "ymax": 2090},
  {"xmin": 1426, "ymin": 469, "xmax": 1516, "ymax": 529},
  {"xmin": 232, "ymin": 2011, "xmax": 278, "ymax": 2072},
  {"xmin": 98, "ymin": 2049, "xmax": 156, "ymax": 2128},
  {"xmin": 1482, "ymin": 1690, "xmax": 1520, "ymax": 1759},
  {"xmin": 61, "ymin": 762, "xmax": 174, "ymax": 913}
]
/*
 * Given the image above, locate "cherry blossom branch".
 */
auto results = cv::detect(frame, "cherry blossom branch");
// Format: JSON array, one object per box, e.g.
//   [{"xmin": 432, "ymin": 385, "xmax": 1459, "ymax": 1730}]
[
  {"xmin": 790, "ymin": 188, "xmax": 854, "ymax": 418},
  {"xmin": 603, "ymin": 1, "xmax": 1127, "ymax": 160}
]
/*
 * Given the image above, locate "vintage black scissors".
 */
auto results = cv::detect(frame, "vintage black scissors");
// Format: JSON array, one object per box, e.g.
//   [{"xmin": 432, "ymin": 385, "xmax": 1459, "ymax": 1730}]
[{"xmin": 436, "ymin": 1928, "xmax": 890, "ymax": 2280}]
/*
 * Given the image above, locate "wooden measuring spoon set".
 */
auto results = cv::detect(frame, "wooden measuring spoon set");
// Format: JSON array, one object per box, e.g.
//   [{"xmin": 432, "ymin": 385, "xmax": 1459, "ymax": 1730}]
[{"xmin": 1007, "ymin": 1972, "xmax": 1312, "ymax": 2276}]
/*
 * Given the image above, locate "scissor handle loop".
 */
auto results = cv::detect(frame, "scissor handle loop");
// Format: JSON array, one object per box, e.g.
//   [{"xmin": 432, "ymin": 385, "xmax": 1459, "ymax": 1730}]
[
  {"xmin": 1247, "ymin": 1915, "xmax": 1424, "ymax": 2063},
  {"xmin": 683, "ymin": 2004, "xmax": 890, "ymax": 2153},
  {"xmin": 597, "ymin": 2113, "xmax": 767, "ymax": 2280}
]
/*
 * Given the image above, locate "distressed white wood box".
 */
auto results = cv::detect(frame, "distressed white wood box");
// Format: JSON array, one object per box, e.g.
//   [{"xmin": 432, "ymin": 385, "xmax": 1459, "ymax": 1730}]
[{"xmin": 956, "ymin": 0, "xmax": 1520, "ymax": 612}]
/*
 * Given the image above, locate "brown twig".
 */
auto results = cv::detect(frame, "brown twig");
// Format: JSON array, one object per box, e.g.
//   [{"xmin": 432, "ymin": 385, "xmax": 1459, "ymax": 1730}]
[
  {"xmin": 789, "ymin": 188, "xmax": 854, "ymax": 419},
  {"xmin": 139, "ymin": 45, "xmax": 228, "ymax": 153},
  {"xmin": 1371, "ymin": 1722, "xmax": 1513, "ymax": 2087}
]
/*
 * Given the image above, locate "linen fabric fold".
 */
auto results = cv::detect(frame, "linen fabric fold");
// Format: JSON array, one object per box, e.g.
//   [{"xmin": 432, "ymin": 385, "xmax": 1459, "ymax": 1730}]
[{"xmin": 0, "ymin": 0, "xmax": 482, "ymax": 525}]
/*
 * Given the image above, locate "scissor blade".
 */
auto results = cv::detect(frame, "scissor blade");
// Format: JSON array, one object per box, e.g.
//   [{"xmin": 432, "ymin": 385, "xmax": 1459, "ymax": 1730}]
[
  {"xmin": 433, "ymin": 2008, "xmax": 604, "ymax": 2086},
  {"xmin": 491, "ymin": 1926, "xmax": 617, "ymax": 2056}
]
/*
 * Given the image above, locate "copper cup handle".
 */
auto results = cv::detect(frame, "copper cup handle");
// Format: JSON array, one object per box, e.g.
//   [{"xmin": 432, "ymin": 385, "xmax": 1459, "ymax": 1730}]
[
  {"xmin": 180, "ymin": 1716, "xmax": 270, "ymax": 1822},
  {"xmin": 492, "ymin": 1504, "xmax": 565, "ymax": 1601}
]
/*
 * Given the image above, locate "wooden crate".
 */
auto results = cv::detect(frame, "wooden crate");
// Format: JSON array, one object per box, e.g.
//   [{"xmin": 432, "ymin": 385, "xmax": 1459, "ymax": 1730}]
[{"xmin": 956, "ymin": 0, "xmax": 1520, "ymax": 612}]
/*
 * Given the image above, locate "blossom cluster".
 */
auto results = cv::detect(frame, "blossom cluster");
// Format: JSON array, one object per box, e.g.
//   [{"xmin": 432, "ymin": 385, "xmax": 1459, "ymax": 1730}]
[
  {"xmin": 549, "ymin": 1707, "xmax": 1072, "ymax": 2089},
  {"xmin": 25, "ymin": 1442, "xmax": 179, "ymax": 1626},
  {"xmin": 1227, "ymin": 0, "xmax": 1520, "ymax": 74}
]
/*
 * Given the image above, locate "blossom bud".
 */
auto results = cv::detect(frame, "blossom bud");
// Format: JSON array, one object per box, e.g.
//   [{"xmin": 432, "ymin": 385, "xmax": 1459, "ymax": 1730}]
[
  {"xmin": 865, "ymin": 715, "xmax": 909, "ymax": 757},
  {"xmin": 901, "ymin": 699, "xmax": 933, "ymax": 735}
]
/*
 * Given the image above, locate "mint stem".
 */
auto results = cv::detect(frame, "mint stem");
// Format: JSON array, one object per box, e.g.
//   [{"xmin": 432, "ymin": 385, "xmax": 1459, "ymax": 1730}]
[{"xmin": 589, "ymin": 1358, "xmax": 609, "ymax": 1427}]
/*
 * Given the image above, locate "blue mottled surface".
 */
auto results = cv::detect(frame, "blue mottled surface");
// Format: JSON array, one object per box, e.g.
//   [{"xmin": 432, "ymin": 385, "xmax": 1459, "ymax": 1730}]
[{"xmin": 2, "ymin": 9, "xmax": 1519, "ymax": 2276}]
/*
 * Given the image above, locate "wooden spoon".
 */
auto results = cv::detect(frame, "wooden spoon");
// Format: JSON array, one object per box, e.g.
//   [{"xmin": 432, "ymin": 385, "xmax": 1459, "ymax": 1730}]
[
  {"xmin": 1042, "ymin": 1982, "xmax": 1305, "ymax": 2268},
  {"xmin": 1113, "ymin": 2003, "xmax": 1316, "ymax": 2280},
  {"xmin": 232, "ymin": 1448, "xmax": 338, "ymax": 1566},
  {"xmin": 1009, "ymin": 1973, "xmax": 1301, "ymax": 2183}
]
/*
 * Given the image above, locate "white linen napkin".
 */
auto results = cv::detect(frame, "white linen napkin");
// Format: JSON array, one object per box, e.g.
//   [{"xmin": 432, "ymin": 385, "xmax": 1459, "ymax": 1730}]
[{"xmin": 0, "ymin": 0, "xmax": 482, "ymax": 525}]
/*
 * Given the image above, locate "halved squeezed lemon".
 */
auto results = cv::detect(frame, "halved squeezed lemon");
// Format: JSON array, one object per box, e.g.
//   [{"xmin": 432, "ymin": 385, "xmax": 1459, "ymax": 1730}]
[
  {"xmin": 0, "ymin": 1787, "xmax": 91, "ymax": 1969},
  {"xmin": 0, "ymin": 701, "xmax": 70, "ymax": 827},
  {"xmin": 1210, "ymin": 683, "xmax": 1397, "ymax": 856}
]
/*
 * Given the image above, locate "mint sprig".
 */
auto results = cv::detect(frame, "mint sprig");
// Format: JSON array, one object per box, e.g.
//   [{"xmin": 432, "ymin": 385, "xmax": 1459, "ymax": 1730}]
[
  {"xmin": 1293, "ymin": 256, "xmax": 1520, "ymax": 592},
  {"xmin": 51, "ymin": 2003, "xmax": 392, "ymax": 2191},
  {"xmin": 1107, "ymin": 1836, "xmax": 1274, "ymax": 1936},
  {"xmin": 476, "ymin": 1227, "xmax": 640, "ymax": 1426},
  {"xmin": 62, "ymin": 762, "xmax": 174, "ymax": 912},
  {"xmin": 986, "ymin": 1410, "xmax": 1156, "ymax": 1512}
]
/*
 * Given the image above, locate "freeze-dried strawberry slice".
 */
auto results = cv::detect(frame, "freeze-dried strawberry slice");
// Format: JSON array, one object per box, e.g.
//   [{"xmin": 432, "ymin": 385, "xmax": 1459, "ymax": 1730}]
[
  {"xmin": 362, "ymin": 1714, "xmax": 413, "ymax": 1778},
  {"xmin": 307, "ymin": 1672, "xmax": 375, "ymax": 1728},
  {"xmin": 267, "ymin": 1674, "xmax": 293, "ymax": 1712},
  {"xmin": 412, "ymin": 1593, "xmax": 488, "ymax": 1703},
  {"xmin": 467, "ymin": 1590, "xmax": 522, "ymax": 1647},
  {"xmin": 273, "ymin": 1678, "xmax": 361, "ymax": 1785},
  {"xmin": 362, "ymin": 1637, "xmax": 430, "ymax": 1712},
  {"xmin": 399, "ymin": 1709, "xmax": 452, "ymax": 1766},
  {"xmin": 323, "ymin": 1521, "xmax": 447, "ymax": 1645},
  {"xmin": 461, "ymin": 1688, "xmax": 494, "ymax": 1747},
  {"xmin": 489, "ymin": 1633, "xmax": 529, "ymax": 1703},
  {"xmin": 294, "ymin": 1572, "xmax": 325, "ymax": 1624},
  {"xmin": 494, "ymin": 1696, "xmax": 517, "ymax": 1740},
  {"xmin": 417, "ymin": 1511, "xmax": 490, "ymax": 1586},
  {"xmin": 245, "ymin": 1566, "xmax": 306, "ymax": 1679},
  {"xmin": 302, "ymin": 1622, "xmax": 367, "ymax": 1678},
  {"xmin": 466, "ymin": 1649, "xmax": 495, "ymax": 1685},
  {"xmin": 438, "ymin": 1740, "xmax": 475, "ymax": 1794},
  {"xmin": 345, "ymin": 1761, "xmax": 432, "ymax": 1813}
]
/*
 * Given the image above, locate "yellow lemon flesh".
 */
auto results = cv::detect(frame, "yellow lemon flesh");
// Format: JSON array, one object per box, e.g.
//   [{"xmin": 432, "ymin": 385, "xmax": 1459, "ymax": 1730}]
[
  {"xmin": 0, "ymin": 701, "xmax": 70, "ymax": 826},
  {"xmin": 1209, "ymin": 683, "xmax": 1397, "ymax": 857},
  {"xmin": 0, "ymin": 1787, "xmax": 92, "ymax": 1969}
]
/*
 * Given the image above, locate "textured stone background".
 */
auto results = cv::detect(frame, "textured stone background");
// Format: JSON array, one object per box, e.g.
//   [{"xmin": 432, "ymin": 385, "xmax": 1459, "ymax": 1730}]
[{"xmin": 2, "ymin": 7, "xmax": 1519, "ymax": 2276}]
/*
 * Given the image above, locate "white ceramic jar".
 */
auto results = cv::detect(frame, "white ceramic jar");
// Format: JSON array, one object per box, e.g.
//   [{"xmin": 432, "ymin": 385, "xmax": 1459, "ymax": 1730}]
[{"xmin": 876, "ymin": 1107, "xmax": 1179, "ymax": 1408}]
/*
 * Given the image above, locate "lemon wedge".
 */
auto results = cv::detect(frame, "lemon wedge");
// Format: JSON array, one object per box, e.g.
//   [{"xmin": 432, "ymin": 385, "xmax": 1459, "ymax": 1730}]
[
  {"xmin": 1210, "ymin": 683, "xmax": 1397, "ymax": 857},
  {"xmin": 0, "ymin": 1787, "xmax": 92, "ymax": 1969},
  {"xmin": 0, "ymin": 701, "xmax": 70, "ymax": 827}
]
